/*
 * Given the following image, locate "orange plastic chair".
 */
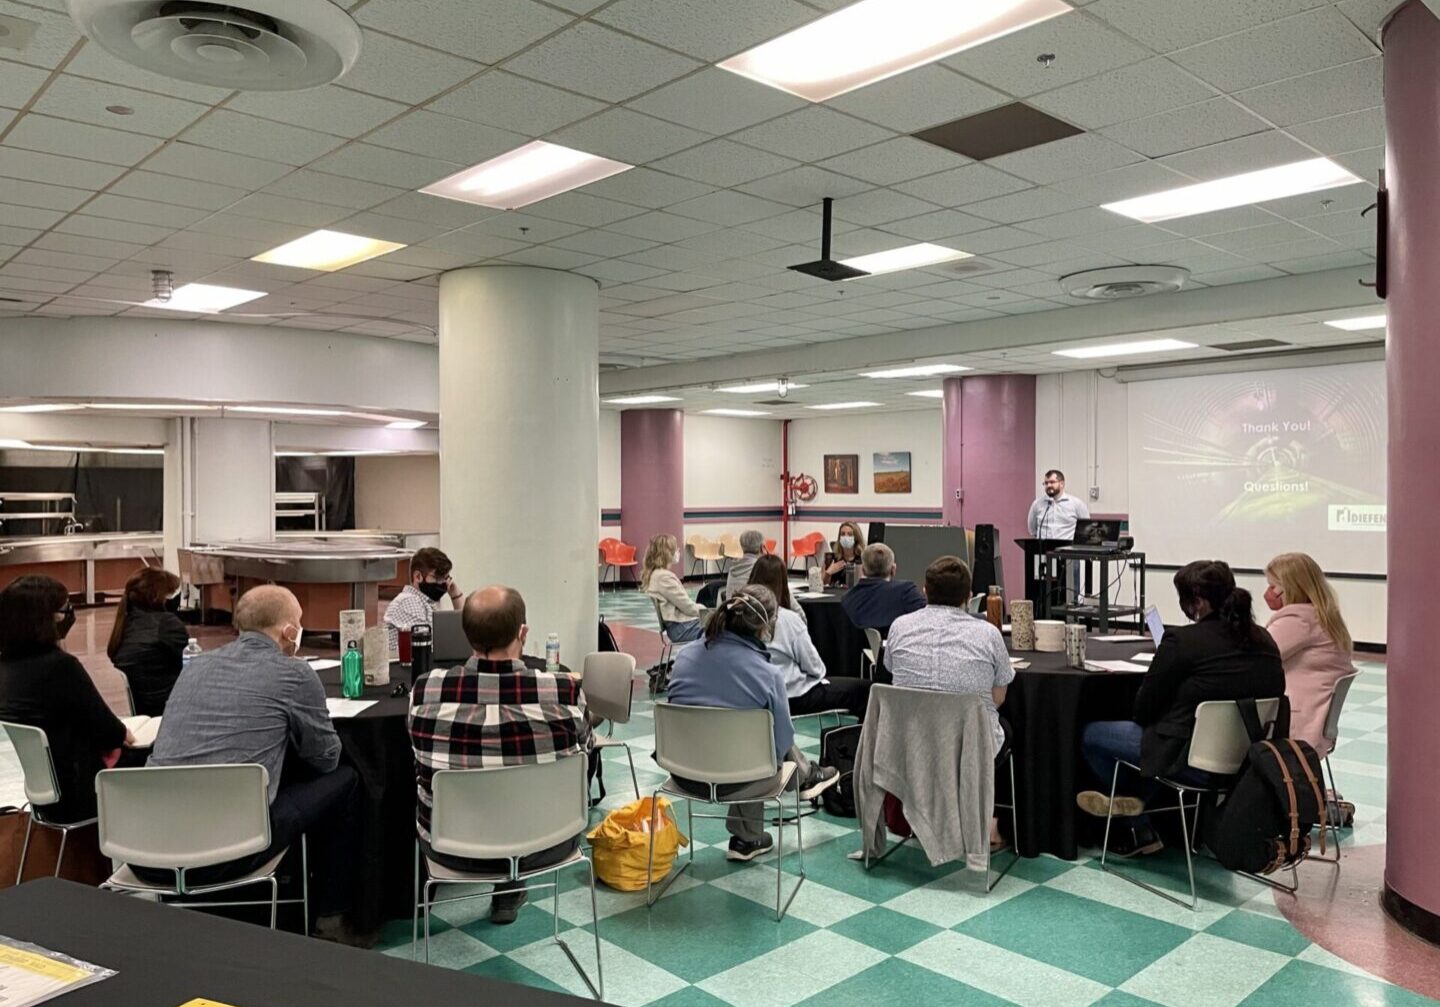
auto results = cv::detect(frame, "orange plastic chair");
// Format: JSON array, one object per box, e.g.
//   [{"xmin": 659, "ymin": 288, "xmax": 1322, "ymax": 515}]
[
  {"xmin": 602, "ymin": 540, "xmax": 639, "ymax": 585},
  {"xmin": 764, "ymin": 538, "xmax": 777, "ymax": 555},
  {"xmin": 790, "ymin": 535, "xmax": 820, "ymax": 572}
]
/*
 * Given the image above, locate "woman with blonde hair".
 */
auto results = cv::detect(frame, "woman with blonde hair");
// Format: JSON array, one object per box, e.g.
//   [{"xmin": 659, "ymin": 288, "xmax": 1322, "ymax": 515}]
[
  {"xmin": 1263, "ymin": 552, "xmax": 1356, "ymax": 755},
  {"xmin": 823, "ymin": 521, "xmax": 866, "ymax": 586},
  {"xmin": 642, "ymin": 534, "xmax": 710, "ymax": 642}
]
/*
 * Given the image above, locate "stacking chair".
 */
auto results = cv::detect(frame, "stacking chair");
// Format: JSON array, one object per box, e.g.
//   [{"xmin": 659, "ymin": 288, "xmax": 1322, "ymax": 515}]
[
  {"xmin": 413, "ymin": 757, "xmax": 602, "ymax": 1000},
  {"xmin": 1310, "ymin": 671, "xmax": 1360, "ymax": 866},
  {"xmin": 2, "ymin": 722, "xmax": 97, "ymax": 884},
  {"xmin": 1099, "ymin": 698, "xmax": 1284, "ymax": 910},
  {"xmin": 718, "ymin": 533, "xmax": 743, "ymax": 573},
  {"xmin": 860, "ymin": 627, "xmax": 883, "ymax": 680},
  {"xmin": 582, "ymin": 652, "xmax": 640, "ymax": 798},
  {"xmin": 96, "ymin": 764, "xmax": 307, "ymax": 931},
  {"xmin": 689, "ymin": 537, "xmax": 724, "ymax": 577},
  {"xmin": 646, "ymin": 703, "xmax": 805, "ymax": 921},
  {"xmin": 600, "ymin": 540, "xmax": 638, "ymax": 585},
  {"xmin": 765, "ymin": 538, "xmax": 778, "ymax": 555},
  {"xmin": 597, "ymin": 538, "xmax": 619, "ymax": 582},
  {"xmin": 789, "ymin": 534, "xmax": 822, "ymax": 573}
]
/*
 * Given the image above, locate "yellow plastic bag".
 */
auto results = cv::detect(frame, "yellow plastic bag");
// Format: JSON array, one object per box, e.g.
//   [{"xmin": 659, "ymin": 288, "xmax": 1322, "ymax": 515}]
[{"xmin": 587, "ymin": 797, "xmax": 689, "ymax": 892}]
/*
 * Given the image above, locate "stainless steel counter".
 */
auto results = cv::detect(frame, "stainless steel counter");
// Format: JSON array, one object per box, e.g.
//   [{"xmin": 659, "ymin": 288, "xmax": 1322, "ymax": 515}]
[
  {"xmin": 0, "ymin": 532, "xmax": 163, "ymax": 602},
  {"xmin": 182, "ymin": 540, "xmax": 413, "ymax": 584}
]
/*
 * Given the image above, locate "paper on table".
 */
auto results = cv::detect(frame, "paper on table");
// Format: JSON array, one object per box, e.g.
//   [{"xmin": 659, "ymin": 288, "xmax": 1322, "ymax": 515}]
[
  {"xmin": 795, "ymin": 592, "xmax": 829, "ymax": 599},
  {"xmin": 0, "ymin": 935, "xmax": 115, "ymax": 1007},
  {"xmin": 326, "ymin": 698, "xmax": 377, "ymax": 719},
  {"xmin": 1092, "ymin": 634, "xmax": 1151, "ymax": 643},
  {"xmin": 120, "ymin": 715, "xmax": 161, "ymax": 749},
  {"xmin": 308, "ymin": 659, "xmax": 341, "ymax": 671},
  {"xmin": 1130, "ymin": 653, "xmax": 1155, "ymax": 664},
  {"xmin": 1086, "ymin": 659, "xmax": 1149, "ymax": 673}
]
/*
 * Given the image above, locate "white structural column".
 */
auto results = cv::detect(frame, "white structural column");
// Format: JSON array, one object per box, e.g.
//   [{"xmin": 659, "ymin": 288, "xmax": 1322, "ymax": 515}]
[
  {"xmin": 190, "ymin": 417, "xmax": 275, "ymax": 543},
  {"xmin": 438, "ymin": 266, "xmax": 600, "ymax": 664}
]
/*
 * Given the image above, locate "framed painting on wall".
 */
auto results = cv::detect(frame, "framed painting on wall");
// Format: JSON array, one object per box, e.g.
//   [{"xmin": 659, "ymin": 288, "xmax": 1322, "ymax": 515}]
[
  {"xmin": 824, "ymin": 454, "xmax": 859, "ymax": 494},
  {"xmin": 873, "ymin": 451, "xmax": 912, "ymax": 494}
]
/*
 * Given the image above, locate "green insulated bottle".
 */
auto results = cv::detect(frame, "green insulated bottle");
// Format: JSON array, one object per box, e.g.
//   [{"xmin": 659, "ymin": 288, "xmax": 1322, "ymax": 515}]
[{"xmin": 342, "ymin": 640, "xmax": 364, "ymax": 699}]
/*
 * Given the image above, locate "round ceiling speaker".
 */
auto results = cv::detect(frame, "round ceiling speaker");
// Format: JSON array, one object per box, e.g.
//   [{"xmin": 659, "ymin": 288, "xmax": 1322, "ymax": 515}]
[
  {"xmin": 66, "ymin": 0, "xmax": 361, "ymax": 91},
  {"xmin": 1059, "ymin": 265, "xmax": 1191, "ymax": 300}
]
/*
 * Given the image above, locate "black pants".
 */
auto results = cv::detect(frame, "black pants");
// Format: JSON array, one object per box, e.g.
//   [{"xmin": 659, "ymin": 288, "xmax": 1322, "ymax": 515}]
[
  {"xmin": 134, "ymin": 764, "xmax": 360, "ymax": 917},
  {"xmin": 789, "ymin": 678, "xmax": 871, "ymax": 722},
  {"xmin": 420, "ymin": 836, "xmax": 579, "ymax": 902}
]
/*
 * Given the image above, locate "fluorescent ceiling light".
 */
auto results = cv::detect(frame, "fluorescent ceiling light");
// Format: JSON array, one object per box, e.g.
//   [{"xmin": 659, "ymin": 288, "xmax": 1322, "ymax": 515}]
[
  {"xmin": 1324, "ymin": 314, "xmax": 1386, "ymax": 331},
  {"xmin": 386, "ymin": 420, "xmax": 427, "ymax": 430},
  {"xmin": 421, "ymin": 140, "xmax": 632, "ymax": 211},
  {"xmin": 230, "ymin": 406, "xmax": 351, "ymax": 417},
  {"xmin": 605, "ymin": 395, "xmax": 683, "ymax": 405},
  {"xmin": 906, "ymin": 389, "xmax": 946, "ymax": 399},
  {"xmin": 719, "ymin": 0, "xmax": 1071, "ymax": 102},
  {"xmin": 718, "ymin": 381, "xmax": 810, "ymax": 394},
  {"xmin": 0, "ymin": 404, "xmax": 76, "ymax": 413},
  {"xmin": 253, "ymin": 230, "xmax": 406, "ymax": 272},
  {"xmin": 1102, "ymin": 158, "xmax": 1363, "ymax": 223},
  {"xmin": 808, "ymin": 402, "xmax": 880, "ymax": 410},
  {"xmin": 142, "ymin": 282, "xmax": 266, "ymax": 313},
  {"xmin": 3, "ymin": 441, "xmax": 163, "ymax": 455},
  {"xmin": 1053, "ymin": 338, "xmax": 1197, "ymax": 359},
  {"xmin": 84, "ymin": 403, "xmax": 218, "ymax": 411},
  {"xmin": 862, "ymin": 363, "xmax": 971, "ymax": 379},
  {"xmin": 703, "ymin": 409, "xmax": 772, "ymax": 417},
  {"xmin": 839, "ymin": 243, "xmax": 971, "ymax": 277}
]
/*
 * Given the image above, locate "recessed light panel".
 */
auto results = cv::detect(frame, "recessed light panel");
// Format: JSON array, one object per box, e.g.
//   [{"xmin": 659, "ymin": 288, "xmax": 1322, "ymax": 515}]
[
  {"xmin": 862, "ymin": 363, "xmax": 971, "ymax": 378},
  {"xmin": 808, "ymin": 402, "xmax": 880, "ymax": 410},
  {"xmin": 718, "ymin": 382, "xmax": 810, "ymax": 394},
  {"xmin": 1102, "ymin": 158, "xmax": 1362, "ymax": 223},
  {"xmin": 142, "ymin": 283, "xmax": 266, "ymax": 313},
  {"xmin": 907, "ymin": 389, "xmax": 946, "ymax": 399},
  {"xmin": 703, "ymin": 408, "xmax": 772, "ymax": 417},
  {"xmin": 420, "ymin": 140, "xmax": 632, "ymax": 210},
  {"xmin": 253, "ymin": 230, "xmax": 406, "ymax": 272},
  {"xmin": 1052, "ymin": 338, "xmax": 1197, "ymax": 359},
  {"xmin": 1324, "ymin": 315, "xmax": 1386, "ymax": 331},
  {"xmin": 719, "ymin": 0, "xmax": 1072, "ymax": 102},
  {"xmin": 385, "ymin": 420, "xmax": 427, "ymax": 429},
  {"xmin": 0, "ymin": 404, "xmax": 76, "ymax": 413},
  {"xmin": 839, "ymin": 243, "xmax": 971, "ymax": 277},
  {"xmin": 605, "ymin": 395, "xmax": 683, "ymax": 405}
]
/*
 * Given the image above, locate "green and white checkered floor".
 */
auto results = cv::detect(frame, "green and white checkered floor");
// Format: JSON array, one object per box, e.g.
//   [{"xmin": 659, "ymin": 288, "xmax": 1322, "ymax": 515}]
[{"xmin": 374, "ymin": 594, "xmax": 1417, "ymax": 1006}]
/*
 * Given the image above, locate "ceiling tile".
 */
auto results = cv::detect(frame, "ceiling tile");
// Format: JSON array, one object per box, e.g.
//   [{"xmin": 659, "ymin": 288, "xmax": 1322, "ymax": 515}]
[
  {"xmin": 674, "ymin": 227, "xmax": 788, "ymax": 258},
  {"xmin": 830, "ymin": 65, "xmax": 1005, "ymax": 133},
  {"xmin": 0, "ymin": 146, "xmax": 124, "ymax": 189},
  {"xmin": 108, "ymin": 171, "xmax": 247, "ymax": 211},
  {"xmin": 419, "ymin": 229, "xmax": 528, "ymax": 260},
  {"xmin": 607, "ymin": 210, "xmax": 721, "ymax": 242},
  {"xmin": 549, "ymin": 107, "xmax": 708, "ymax": 163},
  {"xmin": 1247, "ymin": 236, "xmax": 1344, "ymax": 262},
  {"xmin": 733, "ymin": 166, "xmax": 872, "ymax": 206},
  {"xmin": 1285, "ymin": 106, "xmax": 1384, "ymax": 155},
  {"xmin": 894, "ymin": 163, "xmax": 1032, "ymax": 206},
  {"xmin": 365, "ymin": 110, "xmax": 527, "ymax": 166},
  {"xmin": 1098, "ymin": 97, "xmax": 1270, "ymax": 158},
  {"xmin": 730, "ymin": 106, "xmax": 894, "ymax": 163},
  {"xmin": 1335, "ymin": 0, "xmax": 1402, "ymax": 36},
  {"xmin": 1235, "ymin": 57, "xmax": 1381, "ymax": 127},
  {"xmin": 1334, "ymin": 145, "xmax": 1383, "ymax": 181},
  {"xmin": 0, "ymin": 3, "xmax": 80, "ymax": 69},
  {"xmin": 0, "ymin": 176, "xmax": 94, "ymax": 212},
  {"xmin": 367, "ymin": 191, "xmax": 500, "ymax": 228},
  {"xmin": 262, "ymin": 170, "xmax": 406, "ymax": 210},
  {"xmin": 54, "ymin": 213, "xmax": 171, "ymax": 246},
  {"xmin": 965, "ymin": 186, "xmax": 1087, "ymax": 224},
  {"xmin": 0, "ymin": 204, "xmax": 65, "ymax": 229},
  {"xmin": 987, "ymin": 132, "xmax": 1143, "ymax": 185},
  {"xmin": 595, "ymin": 0, "xmax": 815, "ymax": 60},
  {"xmin": 1156, "ymin": 205, "xmax": 1283, "ymax": 237},
  {"xmin": 1084, "ymin": 0, "xmax": 1327, "ymax": 52},
  {"xmin": 308, "ymin": 144, "xmax": 459, "ymax": 189},
  {"xmin": 1202, "ymin": 220, "xmax": 1317, "ymax": 251},
  {"xmin": 1260, "ymin": 182, "xmax": 1375, "ymax": 220},
  {"xmin": 1268, "ymin": 249, "xmax": 1371, "ymax": 274},
  {"xmin": 1157, "ymin": 130, "xmax": 1318, "ymax": 180},
  {"xmin": 627, "ymin": 67, "xmax": 804, "ymax": 135},
  {"xmin": 1029, "ymin": 58, "xmax": 1216, "ymax": 129},
  {"xmin": 525, "ymin": 190, "xmax": 649, "ymax": 227},
  {"xmin": 828, "ymin": 188, "xmax": 941, "ymax": 227},
  {"xmin": 577, "ymin": 258, "xmax": 670, "ymax": 284},
  {"xmin": 668, "ymin": 189, "xmax": 795, "ymax": 226},
  {"xmin": 507, "ymin": 22, "xmax": 702, "ymax": 103},
  {"xmin": 466, "ymin": 211, "xmax": 585, "ymax": 243},
  {"xmin": 816, "ymin": 137, "xmax": 969, "ymax": 187},
  {"xmin": 944, "ymin": 226, "xmax": 1048, "ymax": 254},
  {"xmin": 33, "ymin": 75, "xmax": 208, "ymax": 138},
  {"xmin": 1050, "ymin": 160, "xmax": 1195, "ymax": 203},
  {"xmin": 1015, "ymin": 207, "xmax": 1135, "ymax": 239},
  {"xmin": 0, "ymin": 61, "xmax": 49, "ymax": 107},
  {"xmin": 60, "ymin": 40, "xmax": 231, "ymax": 103},
  {"xmin": 651, "ymin": 139, "xmax": 799, "ymax": 187},
  {"xmin": 428, "ymin": 71, "xmax": 607, "ymax": 135},
  {"xmin": 336, "ymin": 29, "xmax": 484, "ymax": 104},
  {"xmin": 879, "ymin": 208, "xmax": 993, "ymax": 242},
  {"xmin": 226, "ymin": 193, "xmax": 353, "ymax": 229},
  {"xmin": 180, "ymin": 109, "xmax": 347, "ymax": 166},
  {"xmin": 227, "ymin": 86, "xmax": 407, "ymax": 138},
  {"xmin": 499, "ymin": 245, "xmax": 602, "ymax": 270},
  {"xmin": 1171, "ymin": 8, "xmax": 1376, "ymax": 92},
  {"xmin": 356, "ymin": 0, "xmax": 571, "ymax": 62},
  {"xmin": 946, "ymin": 12, "xmax": 1153, "ymax": 96},
  {"xmin": 3, "ymin": 113, "xmax": 164, "ymax": 166},
  {"xmin": 83, "ymin": 193, "xmax": 210, "ymax": 228},
  {"xmin": 580, "ymin": 167, "xmax": 715, "ymax": 209},
  {"xmin": 549, "ymin": 229, "xmax": 659, "ymax": 257}
]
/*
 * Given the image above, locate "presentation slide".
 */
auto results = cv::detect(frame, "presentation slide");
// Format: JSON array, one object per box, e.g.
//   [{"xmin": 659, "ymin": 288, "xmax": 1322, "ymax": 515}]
[{"xmin": 1127, "ymin": 361, "xmax": 1386, "ymax": 573}]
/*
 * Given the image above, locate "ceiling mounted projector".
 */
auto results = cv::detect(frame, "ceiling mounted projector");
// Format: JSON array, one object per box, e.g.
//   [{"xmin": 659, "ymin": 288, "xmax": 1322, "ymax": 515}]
[
  {"xmin": 788, "ymin": 198, "xmax": 868, "ymax": 282},
  {"xmin": 1060, "ymin": 265, "xmax": 1191, "ymax": 300},
  {"xmin": 66, "ymin": 0, "xmax": 361, "ymax": 90}
]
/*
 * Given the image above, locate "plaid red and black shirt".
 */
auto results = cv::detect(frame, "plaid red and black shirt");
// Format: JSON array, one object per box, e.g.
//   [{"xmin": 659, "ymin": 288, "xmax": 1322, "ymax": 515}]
[{"xmin": 408, "ymin": 657, "xmax": 591, "ymax": 842}]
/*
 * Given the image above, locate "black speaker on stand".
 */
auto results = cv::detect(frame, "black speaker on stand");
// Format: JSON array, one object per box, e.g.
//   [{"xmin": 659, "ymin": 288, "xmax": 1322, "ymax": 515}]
[{"xmin": 972, "ymin": 523, "xmax": 1004, "ymax": 598}]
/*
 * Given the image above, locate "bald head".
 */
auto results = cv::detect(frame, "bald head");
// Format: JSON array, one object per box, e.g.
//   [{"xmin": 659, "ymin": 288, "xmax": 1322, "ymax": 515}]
[
  {"xmin": 234, "ymin": 585, "xmax": 303, "ymax": 652},
  {"xmin": 462, "ymin": 585, "xmax": 528, "ymax": 659}
]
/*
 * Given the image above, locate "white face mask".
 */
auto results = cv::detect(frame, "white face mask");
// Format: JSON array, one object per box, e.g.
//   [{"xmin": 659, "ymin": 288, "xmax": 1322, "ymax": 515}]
[
  {"xmin": 287, "ymin": 624, "xmax": 304, "ymax": 656},
  {"xmin": 839, "ymin": 535, "xmax": 855, "ymax": 550}
]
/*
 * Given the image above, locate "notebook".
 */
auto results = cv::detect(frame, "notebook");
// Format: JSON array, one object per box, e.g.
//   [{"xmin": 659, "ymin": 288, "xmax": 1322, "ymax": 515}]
[{"xmin": 121, "ymin": 715, "xmax": 161, "ymax": 749}]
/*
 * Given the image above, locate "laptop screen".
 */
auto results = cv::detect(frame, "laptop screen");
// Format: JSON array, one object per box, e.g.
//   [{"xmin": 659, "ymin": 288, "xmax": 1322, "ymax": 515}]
[
  {"xmin": 1144, "ymin": 605, "xmax": 1165, "ymax": 647},
  {"xmin": 1072, "ymin": 518, "xmax": 1122, "ymax": 546}
]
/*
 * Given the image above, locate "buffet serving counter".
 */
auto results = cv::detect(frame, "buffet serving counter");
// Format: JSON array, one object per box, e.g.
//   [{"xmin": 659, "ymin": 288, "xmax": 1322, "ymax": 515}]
[{"xmin": 0, "ymin": 532, "xmax": 162, "ymax": 601}]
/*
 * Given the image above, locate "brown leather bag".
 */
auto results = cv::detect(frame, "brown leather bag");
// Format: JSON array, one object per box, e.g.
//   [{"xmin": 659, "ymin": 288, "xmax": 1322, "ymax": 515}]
[{"xmin": 0, "ymin": 806, "xmax": 110, "ymax": 888}]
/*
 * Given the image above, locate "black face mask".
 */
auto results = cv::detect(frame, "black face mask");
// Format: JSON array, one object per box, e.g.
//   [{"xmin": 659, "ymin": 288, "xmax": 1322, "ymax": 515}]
[
  {"xmin": 56, "ymin": 606, "xmax": 76, "ymax": 640},
  {"xmin": 165, "ymin": 593, "xmax": 182, "ymax": 613},
  {"xmin": 417, "ymin": 581, "xmax": 448, "ymax": 603}
]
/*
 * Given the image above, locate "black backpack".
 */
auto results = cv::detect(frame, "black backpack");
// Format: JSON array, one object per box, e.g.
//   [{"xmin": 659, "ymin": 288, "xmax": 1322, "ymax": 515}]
[
  {"xmin": 598, "ymin": 617, "xmax": 619, "ymax": 653},
  {"xmin": 1203, "ymin": 699, "xmax": 1327, "ymax": 873},
  {"xmin": 818, "ymin": 724, "xmax": 862, "ymax": 818}
]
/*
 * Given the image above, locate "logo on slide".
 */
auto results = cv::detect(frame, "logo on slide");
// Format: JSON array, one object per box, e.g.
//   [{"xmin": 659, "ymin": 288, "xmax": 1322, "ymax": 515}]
[{"xmin": 1328, "ymin": 505, "xmax": 1386, "ymax": 532}]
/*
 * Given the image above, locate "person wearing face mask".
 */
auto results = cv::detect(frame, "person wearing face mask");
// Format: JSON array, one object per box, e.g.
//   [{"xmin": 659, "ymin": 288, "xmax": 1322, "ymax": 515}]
[
  {"xmin": 384, "ymin": 547, "xmax": 464, "ymax": 654},
  {"xmin": 666, "ymin": 585, "xmax": 840, "ymax": 861},
  {"xmin": 0, "ymin": 575, "xmax": 132, "ymax": 825},
  {"xmin": 1075, "ymin": 560, "xmax": 1284, "ymax": 858},
  {"xmin": 107, "ymin": 567, "xmax": 190, "ymax": 716},
  {"xmin": 146, "ymin": 584, "xmax": 359, "ymax": 939},
  {"xmin": 824, "ymin": 522, "xmax": 866, "ymax": 586}
]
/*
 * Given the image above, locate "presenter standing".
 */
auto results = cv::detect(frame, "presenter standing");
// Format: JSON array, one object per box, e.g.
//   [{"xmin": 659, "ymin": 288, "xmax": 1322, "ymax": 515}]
[{"xmin": 1027, "ymin": 469, "xmax": 1090, "ymax": 540}]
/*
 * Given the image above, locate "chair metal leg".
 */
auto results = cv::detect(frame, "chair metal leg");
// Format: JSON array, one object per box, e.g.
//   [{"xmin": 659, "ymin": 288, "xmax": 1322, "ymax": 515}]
[
  {"xmin": 411, "ymin": 842, "xmax": 420, "ymax": 960},
  {"xmin": 1099, "ymin": 766, "xmax": 1202, "ymax": 911},
  {"xmin": 15, "ymin": 812, "xmax": 33, "ymax": 885},
  {"xmin": 986, "ymin": 753, "xmax": 1022, "ymax": 893},
  {"xmin": 624, "ymin": 745, "xmax": 639, "ymax": 798},
  {"xmin": 269, "ymin": 875, "xmax": 279, "ymax": 929},
  {"xmin": 52, "ymin": 825, "xmax": 68, "ymax": 879},
  {"xmin": 554, "ymin": 859, "xmax": 604, "ymax": 1001},
  {"xmin": 646, "ymin": 793, "xmax": 692, "ymax": 908},
  {"xmin": 423, "ymin": 879, "xmax": 435, "ymax": 964},
  {"xmin": 300, "ymin": 834, "xmax": 310, "ymax": 937}
]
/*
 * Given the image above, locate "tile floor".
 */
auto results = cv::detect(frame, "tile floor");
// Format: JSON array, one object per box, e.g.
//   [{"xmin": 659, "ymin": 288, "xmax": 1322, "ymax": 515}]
[{"xmin": 360, "ymin": 588, "xmax": 1422, "ymax": 1007}]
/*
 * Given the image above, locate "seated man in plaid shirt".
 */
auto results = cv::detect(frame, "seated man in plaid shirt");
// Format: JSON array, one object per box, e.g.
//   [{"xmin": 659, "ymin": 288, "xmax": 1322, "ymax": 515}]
[{"xmin": 408, "ymin": 584, "xmax": 590, "ymax": 925}]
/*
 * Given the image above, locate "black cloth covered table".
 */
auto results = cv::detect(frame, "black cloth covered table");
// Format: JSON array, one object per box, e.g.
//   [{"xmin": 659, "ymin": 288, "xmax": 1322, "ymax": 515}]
[
  {"xmin": 798, "ymin": 589, "xmax": 868, "ymax": 680},
  {"xmin": 1001, "ymin": 638, "xmax": 1152, "ymax": 860},
  {"xmin": 0, "ymin": 878, "xmax": 599, "ymax": 1007}
]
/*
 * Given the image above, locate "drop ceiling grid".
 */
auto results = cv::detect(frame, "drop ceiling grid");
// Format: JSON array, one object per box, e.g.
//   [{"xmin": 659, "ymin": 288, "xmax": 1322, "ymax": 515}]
[{"xmin": 0, "ymin": 0, "xmax": 1381, "ymax": 359}]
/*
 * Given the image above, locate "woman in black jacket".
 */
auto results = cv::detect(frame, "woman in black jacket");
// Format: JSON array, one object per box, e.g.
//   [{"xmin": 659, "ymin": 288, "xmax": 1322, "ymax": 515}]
[
  {"xmin": 0, "ymin": 576, "xmax": 130, "ymax": 824},
  {"xmin": 107, "ymin": 567, "xmax": 189, "ymax": 716},
  {"xmin": 1077, "ymin": 560, "xmax": 1284, "ymax": 858}
]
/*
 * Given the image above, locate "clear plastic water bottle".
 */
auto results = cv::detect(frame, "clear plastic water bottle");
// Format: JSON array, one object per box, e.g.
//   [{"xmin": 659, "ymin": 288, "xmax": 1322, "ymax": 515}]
[
  {"xmin": 341, "ymin": 640, "xmax": 364, "ymax": 699},
  {"xmin": 182, "ymin": 638, "xmax": 202, "ymax": 669},
  {"xmin": 545, "ymin": 633, "xmax": 561, "ymax": 672}
]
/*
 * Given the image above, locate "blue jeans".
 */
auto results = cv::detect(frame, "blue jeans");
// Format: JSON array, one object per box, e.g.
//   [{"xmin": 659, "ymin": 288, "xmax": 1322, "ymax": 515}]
[
  {"xmin": 666, "ymin": 619, "xmax": 703, "ymax": 642},
  {"xmin": 1081, "ymin": 721, "xmax": 1218, "ymax": 829}
]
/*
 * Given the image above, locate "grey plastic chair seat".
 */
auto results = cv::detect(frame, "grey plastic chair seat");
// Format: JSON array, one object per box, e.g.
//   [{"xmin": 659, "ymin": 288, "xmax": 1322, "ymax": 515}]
[
  {"xmin": 421, "ymin": 845, "xmax": 587, "ymax": 884},
  {"xmin": 105, "ymin": 849, "xmax": 289, "ymax": 894},
  {"xmin": 582, "ymin": 652, "xmax": 640, "ymax": 797},
  {"xmin": 1, "ymin": 721, "xmax": 97, "ymax": 884}
]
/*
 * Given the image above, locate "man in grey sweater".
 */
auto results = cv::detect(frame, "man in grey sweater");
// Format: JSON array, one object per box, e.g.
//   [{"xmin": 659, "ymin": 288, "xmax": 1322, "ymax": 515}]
[{"xmin": 724, "ymin": 530, "xmax": 767, "ymax": 597}]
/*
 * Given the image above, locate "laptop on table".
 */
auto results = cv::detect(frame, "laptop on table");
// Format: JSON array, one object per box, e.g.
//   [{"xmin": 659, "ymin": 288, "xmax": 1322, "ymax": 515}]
[{"xmin": 1058, "ymin": 519, "xmax": 1122, "ymax": 553}]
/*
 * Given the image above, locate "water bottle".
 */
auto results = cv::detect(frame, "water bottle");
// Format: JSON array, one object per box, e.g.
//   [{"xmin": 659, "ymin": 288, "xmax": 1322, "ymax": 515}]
[
  {"xmin": 545, "ymin": 633, "xmax": 561, "ymax": 672},
  {"xmin": 341, "ymin": 640, "xmax": 364, "ymax": 699},
  {"xmin": 410, "ymin": 622, "xmax": 432, "ymax": 685},
  {"xmin": 182, "ymin": 638, "xmax": 202, "ymax": 669}
]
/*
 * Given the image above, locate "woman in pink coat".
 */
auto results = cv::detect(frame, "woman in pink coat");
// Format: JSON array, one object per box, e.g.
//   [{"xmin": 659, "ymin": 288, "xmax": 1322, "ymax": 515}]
[{"xmin": 1263, "ymin": 552, "xmax": 1356, "ymax": 757}]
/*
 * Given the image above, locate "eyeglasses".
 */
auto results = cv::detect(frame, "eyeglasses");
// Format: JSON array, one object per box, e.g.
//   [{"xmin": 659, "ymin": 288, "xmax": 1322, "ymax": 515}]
[{"xmin": 390, "ymin": 682, "xmax": 410, "ymax": 698}]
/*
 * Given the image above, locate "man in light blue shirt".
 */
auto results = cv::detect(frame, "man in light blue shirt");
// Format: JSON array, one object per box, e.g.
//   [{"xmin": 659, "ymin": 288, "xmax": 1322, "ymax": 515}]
[{"xmin": 1027, "ymin": 469, "xmax": 1091, "ymax": 540}]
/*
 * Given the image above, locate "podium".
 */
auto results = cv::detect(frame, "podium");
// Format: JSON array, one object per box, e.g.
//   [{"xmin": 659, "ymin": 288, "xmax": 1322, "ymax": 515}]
[{"xmin": 1015, "ymin": 538, "xmax": 1071, "ymax": 614}]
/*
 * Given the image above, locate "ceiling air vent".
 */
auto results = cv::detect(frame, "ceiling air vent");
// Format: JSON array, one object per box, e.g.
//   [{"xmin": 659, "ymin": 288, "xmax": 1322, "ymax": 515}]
[
  {"xmin": 1213, "ymin": 339, "xmax": 1292, "ymax": 352},
  {"xmin": 66, "ymin": 0, "xmax": 361, "ymax": 90},
  {"xmin": 1060, "ymin": 265, "xmax": 1190, "ymax": 300}
]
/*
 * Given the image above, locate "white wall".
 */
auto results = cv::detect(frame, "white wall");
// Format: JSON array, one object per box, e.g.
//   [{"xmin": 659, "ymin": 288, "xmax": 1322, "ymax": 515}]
[
  {"xmin": 355, "ymin": 454, "xmax": 440, "ymax": 531},
  {"xmin": 599, "ymin": 409, "xmax": 620, "ymax": 532},
  {"xmin": 1034, "ymin": 371, "xmax": 1129, "ymax": 513},
  {"xmin": 681, "ymin": 414, "xmax": 783, "ymax": 547}
]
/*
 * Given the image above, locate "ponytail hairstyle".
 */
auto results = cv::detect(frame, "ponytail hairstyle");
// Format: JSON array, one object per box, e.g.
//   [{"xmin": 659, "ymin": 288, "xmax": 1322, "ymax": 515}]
[
  {"xmin": 704, "ymin": 585, "xmax": 777, "ymax": 647},
  {"xmin": 1173, "ymin": 560, "xmax": 1258, "ymax": 646},
  {"xmin": 107, "ymin": 567, "xmax": 181, "ymax": 661},
  {"xmin": 1265, "ymin": 552, "xmax": 1352, "ymax": 653}
]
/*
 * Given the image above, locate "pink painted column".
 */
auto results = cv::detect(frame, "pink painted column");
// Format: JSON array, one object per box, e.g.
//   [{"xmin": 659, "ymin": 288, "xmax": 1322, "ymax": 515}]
[
  {"xmin": 620, "ymin": 409, "xmax": 685, "ymax": 583},
  {"xmin": 1382, "ymin": 0, "xmax": 1440, "ymax": 942},
  {"xmin": 942, "ymin": 374, "xmax": 1036, "ymax": 595}
]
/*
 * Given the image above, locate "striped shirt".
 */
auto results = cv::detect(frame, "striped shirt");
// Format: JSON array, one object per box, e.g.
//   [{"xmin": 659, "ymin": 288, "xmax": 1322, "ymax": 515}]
[{"xmin": 407, "ymin": 657, "xmax": 590, "ymax": 841}]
